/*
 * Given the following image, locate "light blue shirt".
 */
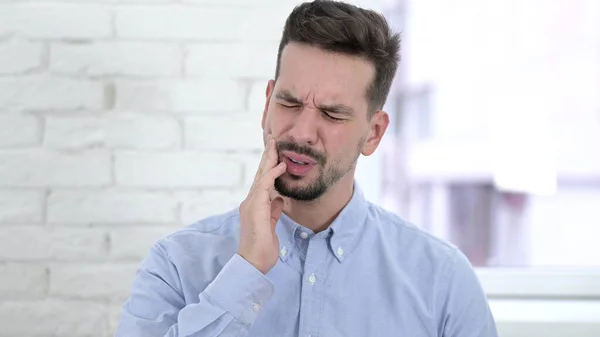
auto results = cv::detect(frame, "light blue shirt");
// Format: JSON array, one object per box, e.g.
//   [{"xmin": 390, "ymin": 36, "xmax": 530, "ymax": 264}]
[{"xmin": 115, "ymin": 184, "xmax": 498, "ymax": 337}]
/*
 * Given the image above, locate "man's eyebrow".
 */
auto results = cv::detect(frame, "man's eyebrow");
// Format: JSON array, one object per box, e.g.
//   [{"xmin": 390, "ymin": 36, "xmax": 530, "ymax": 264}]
[
  {"xmin": 275, "ymin": 89, "xmax": 354, "ymax": 115},
  {"xmin": 275, "ymin": 90, "xmax": 303, "ymax": 105},
  {"xmin": 319, "ymin": 103, "xmax": 354, "ymax": 115}
]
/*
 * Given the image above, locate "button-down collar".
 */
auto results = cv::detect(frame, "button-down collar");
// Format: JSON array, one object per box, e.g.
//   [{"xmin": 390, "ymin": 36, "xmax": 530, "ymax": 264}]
[
  {"xmin": 275, "ymin": 213, "xmax": 299, "ymax": 263},
  {"xmin": 275, "ymin": 181, "xmax": 369, "ymax": 263}
]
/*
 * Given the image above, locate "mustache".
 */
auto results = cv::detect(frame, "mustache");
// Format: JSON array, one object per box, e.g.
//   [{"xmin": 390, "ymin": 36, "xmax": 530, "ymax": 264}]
[{"xmin": 276, "ymin": 141, "xmax": 326, "ymax": 165}]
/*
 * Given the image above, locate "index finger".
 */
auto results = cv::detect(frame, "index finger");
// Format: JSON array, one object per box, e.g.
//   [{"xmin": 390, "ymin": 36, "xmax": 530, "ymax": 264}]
[{"xmin": 253, "ymin": 135, "xmax": 278, "ymax": 185}]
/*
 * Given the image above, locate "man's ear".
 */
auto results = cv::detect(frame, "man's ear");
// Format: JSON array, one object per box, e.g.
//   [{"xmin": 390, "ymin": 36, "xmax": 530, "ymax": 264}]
[
  {"xmin": 361, "ymin": 110, "xmax": 390, "ymax": 156},
  {"xmin": 262, "ymin": 80, "xmax": 276, "ymax": 130}
]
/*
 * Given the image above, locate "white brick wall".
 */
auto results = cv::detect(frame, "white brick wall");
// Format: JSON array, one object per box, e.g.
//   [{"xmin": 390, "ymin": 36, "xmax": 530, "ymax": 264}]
[
  {"xmin": 0, "ymin": 4, "xmax": 112, "ymax": 39},
  {"xmin": 0, "ymin": 114, "xmax": 41, "ymax": 148},
  {"xmin": 0, "ymin": 228, "xmax": 108, "ymax": 261},
  {"xmin": 0, "ymin": 39, "xmax": 42, "ymax": 74},
  {"xmin": 0, "ymin": 190, "xmax": 44, "ymax": 223},
  {"xmin": 184, "ymin": 114, "xmax": 264, "ymax": 151},
  {"xmin": 0, "ymin": 75, "xmax": 105, "ymax": 110},
  {"xmin": 47, "ymin": 190, "xmax": 179, "ymax": 224},
  {"xmin": 115, "ymin": 79, "xmax": 245, "ymax": 112},
  {"xmin": 49, "ymin": 263, "xmax": 138, "ymax": 300},
  {"xmin": 0, "ymin": 263, "xmax": 48, "ymax": 300},
  {"xmin": 0, "ymin": 300, "xmax": 108, "ymax": 336},
  {"xmin": 45, "ymin": 114, "xmax": 181, "ymax": 150},
  {"xmin": 186, "ymin": 43, "xmax": 279, "ymax": 79},
  {"xmin": 0, "ymin": 1, "xmax": 383, "ymax": 336},
  {"xmin": 50, "ymin": 42, "xmax": 183, "ymax": 77}
]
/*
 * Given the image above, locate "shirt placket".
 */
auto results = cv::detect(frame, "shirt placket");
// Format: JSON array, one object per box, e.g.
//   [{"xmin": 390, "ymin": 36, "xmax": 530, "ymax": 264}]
[{"xmin": 298, "ymin": 234, "xmax": 328, "ymax": 337}]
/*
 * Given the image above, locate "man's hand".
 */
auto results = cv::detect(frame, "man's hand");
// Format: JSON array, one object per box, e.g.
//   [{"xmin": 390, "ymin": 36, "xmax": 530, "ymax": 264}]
[{"xmin": 238, "ymin": 135, "xmax": 287, "ymax": 274}]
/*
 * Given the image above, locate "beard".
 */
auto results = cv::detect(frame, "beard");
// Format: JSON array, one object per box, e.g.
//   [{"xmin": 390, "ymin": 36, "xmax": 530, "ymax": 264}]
[
  {"xmin": 273, "ymin": 139, "xmax": 363, "ymax": 201},
  {"xmin": 274, "ymin": 164, "xmax": 345, "ymax": 201}
]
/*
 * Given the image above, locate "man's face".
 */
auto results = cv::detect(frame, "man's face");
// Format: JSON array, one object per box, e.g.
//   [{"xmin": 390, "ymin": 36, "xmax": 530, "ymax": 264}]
[{"xmin": 261, "ymin": 42, "xmax": 388, "ymax": 201}]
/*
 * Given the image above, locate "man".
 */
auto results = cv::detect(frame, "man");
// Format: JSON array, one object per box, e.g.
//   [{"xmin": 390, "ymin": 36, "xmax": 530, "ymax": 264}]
[{"xmin": 115, "ymin": 1, "xmax": 498, "ymax": 336}]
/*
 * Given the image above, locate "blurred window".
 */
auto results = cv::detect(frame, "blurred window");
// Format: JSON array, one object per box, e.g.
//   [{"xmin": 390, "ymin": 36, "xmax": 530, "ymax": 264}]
[{"xmin": 375, "ymin": 0, "xmax": 600, "ymax": 269}]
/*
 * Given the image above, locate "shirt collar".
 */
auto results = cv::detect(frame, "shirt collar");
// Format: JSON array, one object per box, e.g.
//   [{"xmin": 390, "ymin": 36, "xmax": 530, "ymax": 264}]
[
  {"xmin": 275, "ymin": 211, "xmax": 300, "ymax": 263},
  {"xmin": 275, "ymin": 181, "xmax": 369, "ymax": 263}
]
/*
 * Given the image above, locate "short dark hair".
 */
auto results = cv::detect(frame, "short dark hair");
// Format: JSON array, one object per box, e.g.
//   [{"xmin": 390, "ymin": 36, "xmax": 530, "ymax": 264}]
[{"xmin": 275, "ymin": 0, "xmax": 401, "ymax": 117}]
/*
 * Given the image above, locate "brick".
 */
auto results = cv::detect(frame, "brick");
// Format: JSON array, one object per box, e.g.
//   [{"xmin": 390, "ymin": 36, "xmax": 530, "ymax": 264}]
[
  {"xmin": 115, "ymin": 152, "xmax": 243, "ymax": 188},
  {"xmin": 182, "ymin": 0, "xmax": 298, "ymax": 3},
  {"xmin": 44, "ymin": 114, "xmax": 180, "ymax": 150},
  {"xmin": 115, "ymin": 79, "xmax": 245, "ymax": 113},
  {"xmin": 50, "ymin": 263, "xmax": 138, "ymax": 300},
  {"xmin": 0, "ymin": 190, "xmax": 44, "ymax": 223},
  {"xmin": 116, "ymin": 6, "xmax": 244, "ymax": 41},
  {"xmin": 249, "ymin": 80, "xmax": 269, "ymax": 113},
  {"xmin": 181, "ymin": 0, "xmax": 258, "ymax": 3},
  {"xmin": 33, "ymin": 0, "xmax": 170, "ymax": 2},
  {"xmin": 0, "ymin": 300, "xmax": 107, "ymax": 336},
  {"xmin": 185, "ymin": 43, "xmax": 278, "ymax": 79},
  {"xmin": 184, "ymin": 114, "xmax": 263, "ymax": 151},
  {"xmin": 116, "ymin": 5, "xmax": 291, "ymax": 42},
  {"xmin": 240, "ymin": 5, "xmax": 295, "ymax": 42},
  {"xmin": 180, "ymin": 189, "xmax": 246, "ymax": 225},
  {"xmin": 0, "ymin": 228, "xmax": 107, "ymax": 261},
  {"xmin": 105, "ymin": 113, "xmax": 181, "ymax": 149},
  {"xmin": 0, "ymin": 263, "xmax": 48, "ymax": 300},
  {"xmin": 0, "ymin": 4, "xmax": 111, "ymax": 39},
  {"xmin": 51, "ymin": 229, "xmax": 108, "ymax": 261},
  {"xmin": 181, "ymin": 0, "xmax": 308, "ymax": 4},
  {"xmin": 239, "ymin": 151, "xmax": 263, "ymax": 191},
  {"xmin": 0, "ymin": 114, "xmax": 40, "ymax": 148},
  {"xmin": 109, "ymin": 226, "xmax": 177, "ymax": 260},
  {"xmin": 53, "ymin": 0, "xmax": 172, "ymax": 2},
  {"xmin": 109, "ymin": 303, "xmax": 124, "ymax": 336},
  {"xmin": 0, "ymin": 75, "xmax": 104, "ymax": 110},
  {"xmin": 0, "ymin": 150, "xmax": 111, "ymax": 187},
  {"xmin": 50, "ymin": 42, "xmax": 182, "ymax": 76},
  {"xmin": 48, "ymin": 190, "xmax": 179, "ymax": 224},
  {"xmin": 0, "ymin": 39, "xmax": 42, "ymax": 74},
  {"xmin": 44, "ymin": 116, "xmax": 104, "ymax": 149}
]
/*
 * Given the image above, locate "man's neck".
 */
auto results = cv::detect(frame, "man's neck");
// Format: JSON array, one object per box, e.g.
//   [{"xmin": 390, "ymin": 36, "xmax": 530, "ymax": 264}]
[{"xmin": 282, "ymin": 175, "xmax": 355, "ymax": 233}]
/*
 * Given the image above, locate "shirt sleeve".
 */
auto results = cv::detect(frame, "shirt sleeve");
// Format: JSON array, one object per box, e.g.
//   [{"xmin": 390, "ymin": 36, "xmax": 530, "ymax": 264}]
[
  {"xmin": 437, "ymin": 250, "xmax": 499, "ymax": 337},
  {"xmin": 114, "ymin": 243, "xmax": 275, "ymax": 337}
]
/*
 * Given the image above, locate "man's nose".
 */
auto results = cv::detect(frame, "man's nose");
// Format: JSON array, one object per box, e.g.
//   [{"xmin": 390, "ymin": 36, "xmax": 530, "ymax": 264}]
[{"xmin": 288, "ymin": 108, "xmax": 319, "ymax": 146}]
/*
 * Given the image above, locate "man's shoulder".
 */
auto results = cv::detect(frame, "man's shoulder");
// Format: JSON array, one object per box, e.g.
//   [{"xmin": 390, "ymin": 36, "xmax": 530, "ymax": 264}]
[
  {"xmin": 155, "ymin": 207, "xmax": 242, "ymax": 256},
  {"xmin": 367, "ymin": 202, "xmax": 464, "ymax": 265}
]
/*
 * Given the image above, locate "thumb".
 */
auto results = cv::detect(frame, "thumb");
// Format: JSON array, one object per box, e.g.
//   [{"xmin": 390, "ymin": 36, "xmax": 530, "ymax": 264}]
[{"xmin": 270, "ymin": 196, "xmax": 284, "ymax": 230}]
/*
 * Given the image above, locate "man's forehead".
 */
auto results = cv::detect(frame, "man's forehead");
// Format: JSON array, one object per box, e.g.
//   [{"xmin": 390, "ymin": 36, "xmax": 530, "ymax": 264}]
[{"xmin": 276, "ymin": 43, "xmax": 374, "ymax": 105}]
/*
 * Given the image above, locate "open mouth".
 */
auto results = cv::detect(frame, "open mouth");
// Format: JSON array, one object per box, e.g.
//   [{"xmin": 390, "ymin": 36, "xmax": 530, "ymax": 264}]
[
  {"xmin": 282, "ymin": 151, "xmax": 317, "ymax": 177},
  {"xmin": 289, "ymin": 157, "xmax": 307, "ymax": 165}
]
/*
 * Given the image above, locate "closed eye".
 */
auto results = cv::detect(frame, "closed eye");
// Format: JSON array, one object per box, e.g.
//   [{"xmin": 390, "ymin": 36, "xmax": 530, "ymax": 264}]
[
  {"xmin": 278, "ymin": 103, "xmax": 300, "ymax": 109},
  {"xmin": 323, "ymin": 111, "xmax": 346, "ymax": 121}
]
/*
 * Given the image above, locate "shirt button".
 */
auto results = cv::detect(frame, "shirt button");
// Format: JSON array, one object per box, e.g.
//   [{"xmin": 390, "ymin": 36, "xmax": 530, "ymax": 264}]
[
  {"xmin": 280, "ymin": 247, "xmax": 287, "ymax": 257},
  {"xmin": 337, "ymin": 247, "xmax": 344, "ymax": 256},
  {"xmin": 308, "ymin": 273, "xmax": 316, "ymax": 284},
  {"xmin": 252, "ymin": 302, "xmax": 261, "ymax": 312},
  {"xmin": 300, "ymin": 232, "xmax": 308, "ymax": 239}
]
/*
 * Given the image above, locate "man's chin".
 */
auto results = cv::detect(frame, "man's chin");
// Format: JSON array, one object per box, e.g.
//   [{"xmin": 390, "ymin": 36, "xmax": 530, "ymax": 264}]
[
  {"xmin": 274, "ymin": 176, "xmax": 299, "ymax": 195},
  {"xmin": 277, "ymin": 173, "xmax": 313, "ymax": 187},
  {"xmin": 274, "ymin": 176, "xmax": 326, "ymax": 202}
]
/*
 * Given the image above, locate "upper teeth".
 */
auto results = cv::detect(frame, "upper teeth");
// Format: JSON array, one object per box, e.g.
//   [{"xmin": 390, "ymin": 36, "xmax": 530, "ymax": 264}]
[{"xmin": 290, "ymin": 158, "xmax": 306, "ymax": 165}]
